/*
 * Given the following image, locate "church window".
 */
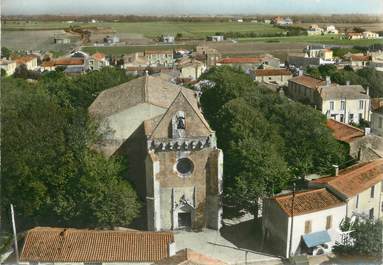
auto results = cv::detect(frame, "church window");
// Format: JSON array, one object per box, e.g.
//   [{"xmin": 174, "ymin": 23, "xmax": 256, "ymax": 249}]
[{"xmin": 176, "ymin": 158, "xmax": 194, "ymax": 176}]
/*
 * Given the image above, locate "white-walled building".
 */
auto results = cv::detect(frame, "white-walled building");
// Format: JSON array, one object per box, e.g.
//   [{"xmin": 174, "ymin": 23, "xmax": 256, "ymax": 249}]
[
  {"xmin": 88, "ymin": 52, "xmax": 110, "ymax": 70},
  {"xmin": 310, "ymin": 159, "xmax": 383, "ymax": 221},
  {"xmin": 287, "ymin": 75, "xmax": 370, "ymax": 124},
  {"xmin": 178, "ymin": 60, "xmax": 206, "ymax": 80},
  {"xmin": 326, "ymin": 25, "xmax": 339, "ymax": 34},
  {"xmin": 250, "ymin": 68, "xmax": 292, "ymax": 86},
  {"xmin": 263, "ymin": 188, "xmax": 346, "ymax": 257},
  {"xmin": 363, "ymin": 31, "xmax": 380, "ymax": 39},
  {"xmin": 0, "ymin": 59, "xmax": 16, "ymax": 76},
  {"xmin": 14, "ymin": 55, "xmax": 38, "ymax": 71}
]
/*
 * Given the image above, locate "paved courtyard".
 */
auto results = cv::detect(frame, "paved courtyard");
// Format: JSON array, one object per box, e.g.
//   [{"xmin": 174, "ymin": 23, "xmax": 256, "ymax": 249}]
[{"xmin": 174, "ymin": 214, "xmax": 283, "ymax": 265}]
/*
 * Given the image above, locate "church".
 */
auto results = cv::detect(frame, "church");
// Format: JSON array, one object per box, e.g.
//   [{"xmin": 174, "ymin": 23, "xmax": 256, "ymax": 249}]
[{"xmin": 89, "ymin": 74, "xmax": 223, "ymax": 231}]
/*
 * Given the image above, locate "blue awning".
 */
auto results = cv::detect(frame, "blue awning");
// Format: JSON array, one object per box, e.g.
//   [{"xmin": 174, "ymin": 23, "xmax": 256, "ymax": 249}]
[{"xmin": 302, "ymin": 231, "xmax": 331, "ymax": 248}]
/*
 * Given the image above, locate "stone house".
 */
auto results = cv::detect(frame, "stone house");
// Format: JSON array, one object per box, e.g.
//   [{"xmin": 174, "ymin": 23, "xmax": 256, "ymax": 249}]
[
  {"xmin": 286, "ymin": 75, "xmax": 370, "ymax": 124},
  {"xmin": 178, "ymin": 59, "xmax": 206, "ymax": 80},
  {"xmin": 250, "ymin": 68, "xmax": 292, "ymax": 86},
  {"xmin": 263, "ymin": 188, "xmax": 346, "ymax": 258},
  {"xmin": 122, "ymin": 52, "xmax": 150, "ymax": 69},
  {"xmin": 195, "ymin": 46, "xmax": 222, "ymax": 68},
  {"xmin": 89, "ymin": 75, "xmax": 223, "ymax": 231},
  {"xmin": 18, "ymin": 227, "xmax": 175, "ymax": 265},
  {"xmin": 326, "ymin": 118, "xmax": 383, "ymax": 162},
  {"xmin": 145, "ymin": 50, "xmax": 174, "ymax": 67},
  {"xmin": 0, "ymin": 59, "xmax": 16, "ymax": 76}
]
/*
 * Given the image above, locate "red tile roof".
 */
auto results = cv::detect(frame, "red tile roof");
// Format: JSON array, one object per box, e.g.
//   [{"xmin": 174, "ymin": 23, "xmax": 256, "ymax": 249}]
[
  {"xmin": 326, "ymin": 119, "xmax": 364, "ymax": 143},
  {"xmin": 289, "ymin": 75, "xmax": 326, "ymax": 89},
  {"xmin": 20, "ymin": 227, "xmax": 174, "ymax": 263},
  {"xmin": 91, "ymin": 52, "xmax": 106, "ymax": 60},
  {"xmin": 273, "ymin": 188, "xmax": 345, "ymax": 217},
  {"xmin": 14, "ymin": 55, "xmax": 36, "ymax": 65},
  {"xmin": 351, "ymin": 55, "xmax": 371, "ymax": 62},
  {"xmin": 254, "ymin": 68, "xmax": 292, "ymax": 76},
  {"xmin": 218, "ymin": 57, "xmax": 263, "ymax": 64},
  {"xmin": 311, "ymin": 160, "xmax": 383, "ymax": 198},
  {"xmin": 145, "ymin": 50, "xmax": 173, "ymax": 55},
  {"xmin": 42, "ymin": 58, "xmax": 84, "ymax": 67},
  {"xmin": 155, "ymin": 249, "xmax": 228, "ymax": 265}
]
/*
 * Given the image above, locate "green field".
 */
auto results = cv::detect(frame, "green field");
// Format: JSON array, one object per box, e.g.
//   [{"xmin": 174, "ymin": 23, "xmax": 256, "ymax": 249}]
[
  {"xmin": 2, "ymin": 20, "xmax": 284, "ymax": 38},
  {"xmin": 238, "ymin": 35, "xmax": 383, "ymax": 46},
  {"xmin": 82, "ymin": 44, "xmax": 196, "ymax": 56}
]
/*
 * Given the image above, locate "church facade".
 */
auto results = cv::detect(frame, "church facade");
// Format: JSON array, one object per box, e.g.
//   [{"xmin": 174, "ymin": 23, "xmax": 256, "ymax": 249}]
[{"xmin": 89, "ymin": 75, "xmax": 223, "ymax": 231}]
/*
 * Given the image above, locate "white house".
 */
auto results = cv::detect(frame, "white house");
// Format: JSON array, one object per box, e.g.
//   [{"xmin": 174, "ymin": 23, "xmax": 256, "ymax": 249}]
[
  {"xmin": 326, "ymin": 25, "xmax": 339, "ymax": 34},
  {"xmin": 14, "ymin": 55, "xmax": 38, "ymax": 71},
  {"xmin": 250, "ymin": 68, "xmax": 292, "ymax": 86},
  {"xmin": 310, "ymin": 159, "xmax": 383, "ymax": 222},
  {"xmin": 88, "ymin": 52, "xmax": 110, "ymax": 70},
  {"xmin": 208, "ymin": 35, "xmax": 224, "ymax": 42},
  {"xmin": 178, "ymin": 60, "xmax": 206, "ymax": 80},
  {"xmin": 263, "ymin": 188, "xmax": 346, "ymax": 258},
  {"xmin": 363, "ymin": 31, "xmax": 380, "ymax": 39},
  {"xmin": 287, "ymin": 75, "xmax": 370, "ymax": 124},
  {"xmin": 162, "ymin": 35, "xmax": 175, "ymax": 43},
  {"xmin": 17, "ymin": 227, "xmax": 175, "ymax": 265},
  {"xmin": 307, "ymin": 24, "xmax": 324, "ymax": 36}
]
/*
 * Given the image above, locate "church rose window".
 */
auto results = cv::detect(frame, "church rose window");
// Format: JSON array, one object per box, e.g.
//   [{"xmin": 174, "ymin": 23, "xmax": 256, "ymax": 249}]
[{"xmin": 176, "ymin": 158, "xmax": 194, "ymax": 176}]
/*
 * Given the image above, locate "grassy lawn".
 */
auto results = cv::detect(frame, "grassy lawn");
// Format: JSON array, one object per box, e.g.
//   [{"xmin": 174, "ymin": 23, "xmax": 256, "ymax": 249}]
[
  {"xmin": 2, "ymin": 20, "xmax": 284, "ymax": 38},
  {"xmin": 238, "ymin": 35, "xmax": 383, "ymax": 46},
  {"xmin": 82, "ymin": 44, "xmax": 196, "ymax": 56}
]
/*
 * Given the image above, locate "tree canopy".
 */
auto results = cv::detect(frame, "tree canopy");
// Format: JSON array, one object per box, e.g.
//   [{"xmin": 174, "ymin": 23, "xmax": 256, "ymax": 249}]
[
  {"xmin": 199, "ymin": 66, "xmax": 349, "ymax": 213},
  {"xmin": 1, "ymin": 68, "xmax": 139, "ymax": 231}
]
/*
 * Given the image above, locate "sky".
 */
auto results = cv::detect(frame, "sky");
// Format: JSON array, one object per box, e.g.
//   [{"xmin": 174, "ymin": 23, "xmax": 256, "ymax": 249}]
[{"xmin": 2, "ymin": 0, "xmax": 382, "ymax": 15}]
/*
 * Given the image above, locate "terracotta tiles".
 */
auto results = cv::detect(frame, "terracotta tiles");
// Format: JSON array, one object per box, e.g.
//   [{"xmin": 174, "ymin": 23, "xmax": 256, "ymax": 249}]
[
  {"xmin": 289, "ymin": 75, "xmax": 326, "ymax": 89},
  {"xmin": 254, "ymin": 68, "xmax": 292, "ymax": 76},
  {"xmin": 20, "ymin": 227, "xmax": 174, "ymax": 263},
  {"xmin": 351, "ymin": 55, "xmax": 371, "ymax": 62},
  {"xmin": 326, "ymin": 119, "xmax": 364, "ymax": 143},
  {"xmin": 273, "ymin": 188, "xmax": 345, "ymax": 217},
  {"xmin": 218, "ymin": 57, "xmax": 263, "ymax": 64}
]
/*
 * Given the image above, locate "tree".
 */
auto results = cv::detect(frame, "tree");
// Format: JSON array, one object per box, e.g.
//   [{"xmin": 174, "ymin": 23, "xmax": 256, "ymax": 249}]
[
  {"xmin": 1, "ymin": 77, "xmax": 140, "ymax": 230},
  {"xmin": 334, "ymin": 218, "xmax": 383, "ymax": 257},
  {"xmin": 1, "ymin": 46, "xmax": 12, "ymax": 59},
  {"xmin": 199, "ymin": 66, "xmax": 349, "ymax": 214}
]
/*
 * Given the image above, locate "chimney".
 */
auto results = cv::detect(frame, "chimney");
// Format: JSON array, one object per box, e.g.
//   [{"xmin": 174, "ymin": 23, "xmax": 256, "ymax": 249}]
[
  {"xmin": 366, "ymin": 86, "xmax": 370, "ymax": 96},
  {"xmin": 326, "ymin": 76, "xmax": 331, "ymax": 86},
  {"xmin": 364, "ymin": 127, "xmax": 371, "ymax": 136},
  {"xmin": 298, "ymin": 69, "xmax": 303, "ymax": 76},
  {"xmin": 333, "ymin": 165, "xmax": 339, "ymax": 176},
  {"xmin": 346, "ymin": 80, "xmax": 350, "ymax": 86}
]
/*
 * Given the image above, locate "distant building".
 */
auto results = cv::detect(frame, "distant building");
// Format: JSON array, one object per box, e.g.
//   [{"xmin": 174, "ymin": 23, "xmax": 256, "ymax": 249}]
[
  {"xmin": 304, "ymin": 45, "xmax": 333, "ymax": 61},
  {"xmin": 237, "ymin": 19, "xmax": 243, "ymax": 23},
  {"xmin": 195, "ymin": 46, "xmax": 222, "ymax": 68},
  {"xmin": 0, "ymin": 59, "xmax": 16, "ymax": 76},
  {"xmin": 19, "ymin": 227, "xmax": 175, "ymax": 265},
  {"xmin": 307, "ymin": 24, "xmax": 324, "ymax": 36},
  {"xmin": 54, "ymin": 34, "xmax": 71, "ymax": 44},
  {"xmin": 88, "ymin": 52, "xmax": 109, "ymax": 70},
  {"xmin": 217, "ymin": 55, "xmax": 280, "ymax": 72},
  {"xmin": 326, "ymin": 25, "xmax": 339, "ymax": 34},
  {"xmin": 14, "ymin": 55, "xmax": 38, "ymax": 71},
  {"xmin": 370, "ymin": 51, "xmax": 383, "ymax": 72},
  {"xmin": 207, "ymin": 35, "xmax": 224, "ymax": 42},
  {"xmin": 272, "ymin": 16, "xmax": 293, "ymax": 26},
  {"xmin": 264, "ymin": 19, "xmax": 271, "ymax": 24},
  {"xmin": 144, "ymin": 50, "xmax": 174, "ymax": 67},
  {"xmin": 250, "ymin": 68, "xmax": 292, "ymax": 86},
  {"xmin": 350, "ymin": 55, "xmax": 371, "ymax": 69},
  {"xmin": 363, "ymin": 31, "xmax": 380, "ymax": 39},
  {"xmin": 104, "ymin": 35, "xmax": 120, "ymax": 44},
  {"xmin": 41, "ymin": 57, "xmax": 85, "ymax": 71},
  {"xmin": 287, "ymin": 75, "xmax": 370, "ymax": 124},
  {"xmin": 178, "ymin": 59, "xmax": 207, "ymax": 80},
  {"xmin": 347, "ymin": 32, "xmax": 363, "ymax": 40},
  {"xmin": 162, "ymin": 35, "xmax": 175, "ymax": 43}
]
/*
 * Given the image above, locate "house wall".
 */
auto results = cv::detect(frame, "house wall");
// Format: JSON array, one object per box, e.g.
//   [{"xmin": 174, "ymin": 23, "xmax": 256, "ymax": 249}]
[
  {"xmin": 286, "ymin": 204, "xmax": 346, "ymax": 258},
  {"xmin": 371, "ymin": 111, "xmax": 383, "ymax": 137},
  {"xmin": 322, "ymin": 98, "xmax": 370, "ymax": 124},
  {"xmin": 346, "ymin": 181, "xmax": 383, "ymax": 220},
  {"xmin": 180, "ymin": 64, "xmax": 206, "ymax": 80},
  {"xmin": 146, "ymin": 53, "xmax": 174, "ymax": 67},
  {"xmin": 286, "ymin": 81, "xmax": 318, "ymax": 106},
  {"xmin": 0, "ymin": 61, "xmax": 16, "ymax": 76},
  {"xmin": 255, "ymin": 74, "xmax": 292, "ymax": 86},
  {"xmin": 25, "ymin": 57, "xmax": 38, "ymax": 70}
]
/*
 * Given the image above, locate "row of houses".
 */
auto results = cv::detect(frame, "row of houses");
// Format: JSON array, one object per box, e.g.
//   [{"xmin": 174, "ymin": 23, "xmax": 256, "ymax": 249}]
[
  {"xmin": 347, "ymin": 31, "xmax": 380, "ymax": 40},
  {"xmin": 307, "ymin": 24, "xmax": 339, "ymax": 35}
]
